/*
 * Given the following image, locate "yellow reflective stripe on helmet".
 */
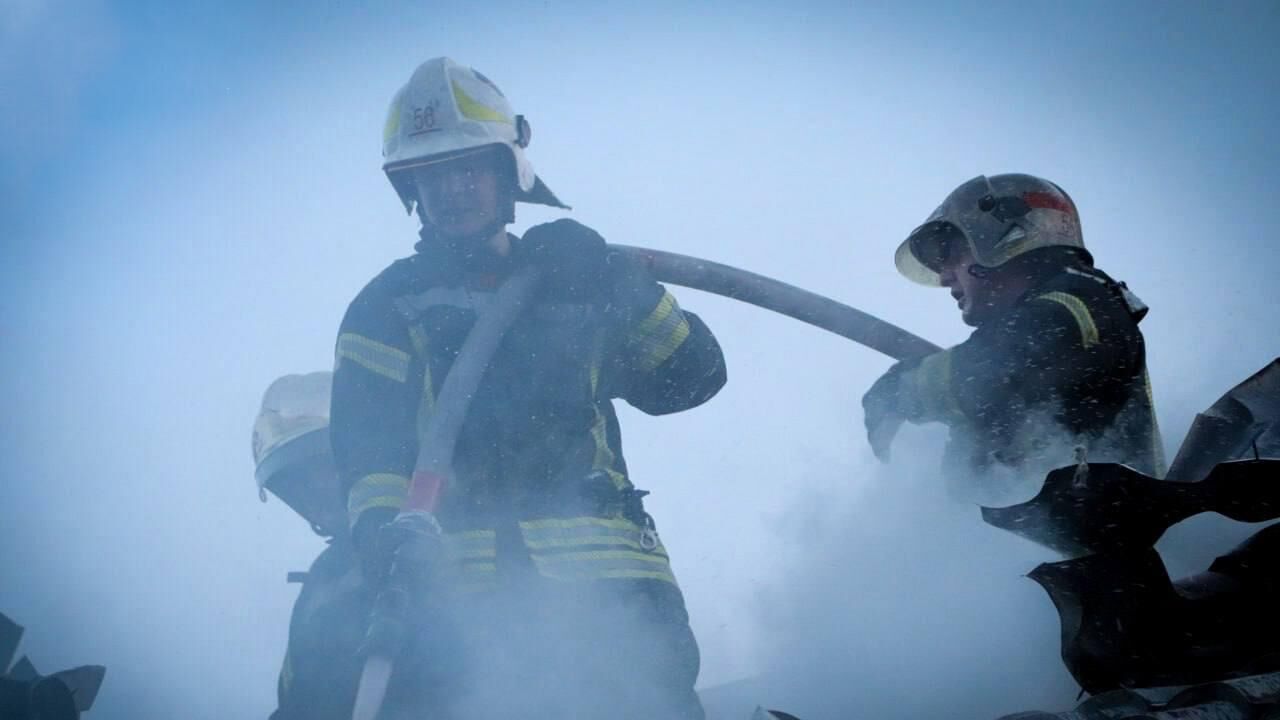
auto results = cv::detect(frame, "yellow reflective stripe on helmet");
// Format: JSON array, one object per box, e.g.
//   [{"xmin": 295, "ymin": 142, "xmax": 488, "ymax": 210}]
[
  {"xmin": 336, "ymin": 333, "xmax": 410, "ymax": 383},
  {"xmin": 1035, "ymin": 292, "xmax": 1099, "ymax": 348},
  {"xmin": 347, "ymin": 473, "xmax": 409, "ymax": 526},
  {"xmin": 906, "ymin": 349, "xmax": 965, "ymax": 424},
  {"xmin": 383, "ymin": 90, "xmax": 404, "ymax": 147},
  {"xmin": 451, "ymin": 80, "xmax": 513, "ymax": 125},
  {"xmin": 627, "ymin": 291, "xmax": 691, "ymax": 372}
]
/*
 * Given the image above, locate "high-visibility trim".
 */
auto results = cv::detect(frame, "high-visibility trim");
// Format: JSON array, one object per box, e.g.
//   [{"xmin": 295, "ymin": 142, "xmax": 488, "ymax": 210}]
[
  {"xmin": 519, "ymin": 516, "xmax": 649, "ymax": 535},
  {"xmin": 336, "ymin": 333, "xmax": 410, "ymax": 383},
  {"xmin": 524, "ymin": 532, "xmax": 661, "ymax": 553},
  {"xmin": 1035, "ymin": 292, "xmax": 1099, "ymax": 348},
  {"xmin": 519, "ymin": 517, "xmax": 677, "ymax": 585},
  {"xmin": 347, "ymin": 473, "xmax": 409, "ymax": 526},
  {"xmin": 382, "ymin": 92, "xmax": 402, "ymax": 146},
  {"xmin": 520, "ymin": 517, "xmax": 667, "ymax": 554},
  {"xmin": 586, "ymin": 406, "xmax": 628, "ymax": 490},
  {"xmin": 452, "ymin": 80, "xmax": 513, "ymax": 125},
  {"xmin": 444, "ymin": 529, "xmax": 498, "ymax": 594},
  {"xmin": 627, "ymin": 291, "xmax": 691, "ymax": 372},
  {"xmin": 907, "ymin": 349, "xmax": 965, "ymax": 424},
  {"xmin": 530, "ymin": 550, "xmax": 678, "ymax": 584},
  {"xmin": 448, "ymin": 529, "xmax": 497, "ymax": 560}
]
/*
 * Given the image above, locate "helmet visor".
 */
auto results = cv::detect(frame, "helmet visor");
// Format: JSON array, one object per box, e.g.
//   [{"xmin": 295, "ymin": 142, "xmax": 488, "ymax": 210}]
[{"xmin": 895, "ymin": 220, "xmax": 964, "ymax": 286}]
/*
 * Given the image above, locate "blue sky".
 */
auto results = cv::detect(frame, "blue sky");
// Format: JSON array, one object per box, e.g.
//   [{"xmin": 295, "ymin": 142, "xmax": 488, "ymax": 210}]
[{"xmin": 3, "ymin": 2, "xmax": 1278, "ymax": 718}]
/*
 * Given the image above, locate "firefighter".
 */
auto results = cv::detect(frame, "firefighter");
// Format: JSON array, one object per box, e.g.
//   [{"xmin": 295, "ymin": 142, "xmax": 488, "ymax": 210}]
[
  {"xmin": 252, "ymin": 372, "xmax": 366, "ymax": 720},
  {"xmin": 861, "ymin": 174, "xmax": 1163, "ymax": 496},
  {"xmin": 331, "ymin": 58, "xmax": 725, "ymax": 718}
]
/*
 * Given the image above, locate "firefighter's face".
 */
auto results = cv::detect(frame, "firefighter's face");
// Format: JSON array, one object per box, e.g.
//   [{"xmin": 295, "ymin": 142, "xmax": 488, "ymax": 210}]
[
  {"xmin": 413, "ymin": 149, "xmax": 507, "ymax": 241},
  {"xmin": 937, "ymin": 239, "xmax": 1014, "ymax": 327}
]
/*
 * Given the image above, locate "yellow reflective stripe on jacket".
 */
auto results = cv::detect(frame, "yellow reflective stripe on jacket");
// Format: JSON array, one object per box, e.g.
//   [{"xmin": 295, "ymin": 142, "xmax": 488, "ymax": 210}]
[
  {"xmin": 446, "ymin": 529, "xmax": 499, "ymax": 593},
  {"xmin": 587, "ymin": 407, "xmax": 629, "ymax": 490},
  {"xmin": 1035, "ymin": 292, "xmax": 1099, "ymax": 348},
  {"xmin": 449, "ymin": 529, "xmax": 497, "ymax": 560},
  {"xmin": 530, "ymin": 550, "xmax": 677, "ymax": 584},
  {"xmin": 905, "ymin": 349, "xmax": 965, "ymax": 424},
  {"xmin": 520, "ymin": 517, "xmax": 667, "ymax": 554},
  {"xmin": 336, "ymin": 333, "xmax": 410, "ymax": 383},
  {"xmin": 519, "ymin": 517, "xmax": 677, "ymax": 585},
  {"xmin": 347, "ymin": 473, "xmax": 409, "ymax": 527},
  {"xmin": 627, "ymin": 291, "xmax": 691, "ymax": 372}
]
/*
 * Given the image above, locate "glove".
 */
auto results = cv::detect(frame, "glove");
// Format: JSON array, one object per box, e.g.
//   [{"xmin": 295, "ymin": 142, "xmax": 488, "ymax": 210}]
[
  {"xmin": 516, "ymin": 219, "xmax": 611, "ymax": 301},
  {"xmin": 352, "ymin": 506, "xmax": 398, "ymax": 587},
  {"xmin": 862, "ymin": 363, "xmax": 910, "ymax": 463},
  {"xmin": 356, "ymin": 509, "xmax": 446, "ymax": 658}
]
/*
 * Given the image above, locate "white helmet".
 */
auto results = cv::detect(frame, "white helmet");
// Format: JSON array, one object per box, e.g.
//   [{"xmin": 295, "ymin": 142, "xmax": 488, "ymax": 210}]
[
  {"xmin": 895, "ymin": 173, "xmax": 1087, "ymax": 286},
  {"xmin": 381, "ymin": 57, "xmax": 567, "ymax": 215},
  {"xmin": 251, "ymin": 372, "xmax": 342, "ymax": 534}
]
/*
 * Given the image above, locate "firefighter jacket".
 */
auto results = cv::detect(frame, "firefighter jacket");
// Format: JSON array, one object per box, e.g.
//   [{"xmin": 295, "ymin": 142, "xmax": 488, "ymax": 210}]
[
  {"xmin": 895, "ymin": 259, "xmax": 1164, "ymax": 476},
  {"xmin": 330, "ymin": 229, "xmax": 726, "ymax": 593}
]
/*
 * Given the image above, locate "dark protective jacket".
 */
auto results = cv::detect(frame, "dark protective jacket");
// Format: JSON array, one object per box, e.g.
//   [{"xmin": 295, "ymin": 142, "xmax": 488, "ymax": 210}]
[
  {"xmin": 330, "ymin": 228, "xmax": 726, "ymax": 590},
  {"xmin": 897, "ymin": 257, "xmax": 1164, "ymax": 477},
  {"xmin": 270, "ymin": 539, "xmax": 367, "ymax": 720}
]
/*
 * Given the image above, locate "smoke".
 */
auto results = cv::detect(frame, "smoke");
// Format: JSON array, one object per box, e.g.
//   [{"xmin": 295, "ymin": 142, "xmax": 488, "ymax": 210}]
[
  {"xmin": 695, "ymin": 425, "xmax": 1074, "ymax": 719},
  {"xmin": 3, "ymin": 3, "xmax": 1279, "ymax": 720}
]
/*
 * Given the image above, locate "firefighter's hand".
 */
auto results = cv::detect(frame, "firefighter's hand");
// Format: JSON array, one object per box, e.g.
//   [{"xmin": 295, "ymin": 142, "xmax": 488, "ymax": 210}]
[
  {"xmin": 352, "ymin": 506, "xmax": 399, "ymax": 587},
  {"xmin": 518, "ymin": 219, "xmax": 610, "ymax": 301},
  {"xmin": 862, "ymin": 365, "xmax": 907, "ymax": 463}
]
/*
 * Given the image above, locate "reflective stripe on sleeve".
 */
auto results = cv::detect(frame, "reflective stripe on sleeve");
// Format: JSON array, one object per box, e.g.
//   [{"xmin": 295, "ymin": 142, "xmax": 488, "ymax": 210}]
[
  {"xmin": 904, "ymin": 349, "xmax": 965, "ymax": 424},
  {"xmin": 626, "ymin": 291, "xmax": 691, "ymax": 372},
  {"xmin": 346, "ymin": 473, "xmax": 409, "ymax": 527},
  {"xmin": 336, "ymin": 333, "xmax": 410, "ymax": 383},
  {"xmin": 1035, "ymin": 292, "xmax": 1099, "ymax": 348}
]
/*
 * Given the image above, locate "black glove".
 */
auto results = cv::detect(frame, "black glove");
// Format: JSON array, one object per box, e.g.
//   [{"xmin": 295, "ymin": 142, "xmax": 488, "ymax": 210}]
[
  {"xmin": 516, "ymin": 219, "xmax": 611, "ymax": 301},
  {"xmin": 352, "ymin": 506, "xmax": 399, "ymax": 587},
  {"xmin": 356, "ymin": 509, "xmax": 446, "ymax": 659},
  {"xmin": 862, "ymin": 363, "xmax": 909, "ymax": 463}
]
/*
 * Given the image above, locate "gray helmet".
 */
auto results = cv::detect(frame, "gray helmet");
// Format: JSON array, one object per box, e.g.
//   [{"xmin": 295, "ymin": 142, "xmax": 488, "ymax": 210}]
[{"xmin": 895, "ymin": 173, "xmax": 1086, "ymax": 286}]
